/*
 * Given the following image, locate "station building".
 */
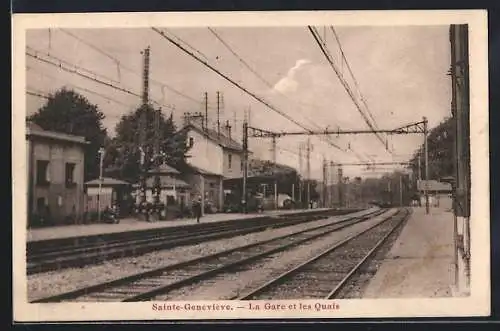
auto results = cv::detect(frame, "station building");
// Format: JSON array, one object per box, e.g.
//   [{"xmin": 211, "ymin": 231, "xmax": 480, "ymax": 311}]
[{"xmin": 26, "ymin": 121, "xmax": 89, "ymax": 226}]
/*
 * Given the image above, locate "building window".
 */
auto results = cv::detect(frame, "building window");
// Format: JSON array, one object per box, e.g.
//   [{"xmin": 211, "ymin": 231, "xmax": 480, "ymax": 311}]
[
  {"xmin": 241, "ymin": 160, "xmax": 244, "ymax": 171},
  {"xmin": 65, "ymin": 162, "xmax": 76, "ymax": 187},
  {"xmin": 228, "ymin": 154, "xmax": 232, "ymax": 169},
  {"xmin": 36, "ymin": 160, "xmax": 50, "ymax": 186}
]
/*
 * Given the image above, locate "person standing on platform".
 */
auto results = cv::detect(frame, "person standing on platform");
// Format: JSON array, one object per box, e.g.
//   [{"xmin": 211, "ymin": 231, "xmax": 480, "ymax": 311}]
[{"xmin": 193, "ymin": 195, "xmax": 202, "ymax": 223}]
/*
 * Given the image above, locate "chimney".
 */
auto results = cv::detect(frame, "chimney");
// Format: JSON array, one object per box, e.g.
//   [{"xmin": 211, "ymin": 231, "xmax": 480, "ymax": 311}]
[
  {"xmin": 184, "ymin": 112, "xmax": 205, "ymax": 129},
  {"xmin": 222, "ymin": 120, "xmax": 232, "ymax": 138}
]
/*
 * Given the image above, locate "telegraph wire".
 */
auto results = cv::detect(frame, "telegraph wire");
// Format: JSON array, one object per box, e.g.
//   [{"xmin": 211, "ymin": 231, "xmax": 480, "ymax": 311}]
[
  {"xmin": 27, "ymin": 90, "xmax": 49, "ymax": 100},
  {"xmin": 60, "ymin": 29, "xmax": 121, "ymax": 66},
  {"xmin": 60, "ymin": 28, "xmax": 123, "ymax": 81}
]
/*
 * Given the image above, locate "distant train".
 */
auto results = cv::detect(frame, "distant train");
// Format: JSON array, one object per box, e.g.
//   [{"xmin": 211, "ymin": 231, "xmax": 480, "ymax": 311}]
[{"xmin": 369, "ymin": 200, "xmax": 394, "ymax": 208}]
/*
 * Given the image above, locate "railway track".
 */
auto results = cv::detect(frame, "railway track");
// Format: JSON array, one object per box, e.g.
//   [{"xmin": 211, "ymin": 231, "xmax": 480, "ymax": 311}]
[
  {"xmin": 27, "ymin": 209, "xmax": 360, "ymax": 275},
  {"xmin": 31, "ymin": 208, "xmax": 387, "ymax": 303},
  {"xmin": 236, "ymin": 207, "xmax": 411, "ymax": 300}
]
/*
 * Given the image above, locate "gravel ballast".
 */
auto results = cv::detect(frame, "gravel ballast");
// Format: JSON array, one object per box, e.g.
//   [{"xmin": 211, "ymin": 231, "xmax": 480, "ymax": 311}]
[
  {"xmin": 28, "ymin": 208, "xmax": 377, "ymax": 301},
  {"xmin": 153, "ymin": 209, "xmax": 396, "ymax": 301}
]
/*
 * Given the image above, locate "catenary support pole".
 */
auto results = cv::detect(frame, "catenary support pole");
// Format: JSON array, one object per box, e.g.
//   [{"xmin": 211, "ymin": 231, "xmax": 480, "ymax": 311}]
[
  {"xmin": 423, "ymin": 116, "xmax": 429, "ymax": 214},
  {"xmin": 242, "ymin": 120, "xmax": 248, "ymax": 213}
]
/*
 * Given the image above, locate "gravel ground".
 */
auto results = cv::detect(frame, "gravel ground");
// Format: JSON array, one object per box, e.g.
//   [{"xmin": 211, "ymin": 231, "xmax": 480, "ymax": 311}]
[
  {"xmin": 28, "ymin": 208, "xmax": 376, "ymax": 301},
  {"xmin": 153, "ymin": 209, "xmax": 396, "ymax": 301}
]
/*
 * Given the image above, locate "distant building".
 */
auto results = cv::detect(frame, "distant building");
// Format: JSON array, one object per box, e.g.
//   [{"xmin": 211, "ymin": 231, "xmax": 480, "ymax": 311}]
[
  {"xmin": 26, "ymin": 121, "xmax": 89, "ymax": 225},
  {"xmin": 85, "ymin": 177, "xmax": 132, "ymax": 216},
  {"xmin": 417, "ymin": 179, "xmax": 453, "ymax": 209},
  {"xmin": 176, "ymin": 116, "xmax": 245, "ymax": 211},
  {"xmin": 140, "ymin": 164, "xmax": 191, "ymax": 206}
]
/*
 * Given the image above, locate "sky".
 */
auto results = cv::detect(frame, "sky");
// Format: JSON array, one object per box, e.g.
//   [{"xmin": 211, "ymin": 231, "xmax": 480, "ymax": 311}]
[{"xmin": 25, "ymin": 26, "xmax": 452, "ymax": 180}]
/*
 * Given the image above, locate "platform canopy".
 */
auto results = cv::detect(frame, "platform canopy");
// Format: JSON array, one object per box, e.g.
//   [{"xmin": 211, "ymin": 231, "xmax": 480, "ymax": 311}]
[{"xmin": 85, "ymin": 177, "xmax": 131, "ymax": 187}]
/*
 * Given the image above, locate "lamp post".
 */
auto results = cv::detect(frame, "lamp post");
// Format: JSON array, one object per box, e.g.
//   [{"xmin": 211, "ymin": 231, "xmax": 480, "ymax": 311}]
[{"xmin": 97, "ymin": 148, "xmax": 105, "ymax": 223}]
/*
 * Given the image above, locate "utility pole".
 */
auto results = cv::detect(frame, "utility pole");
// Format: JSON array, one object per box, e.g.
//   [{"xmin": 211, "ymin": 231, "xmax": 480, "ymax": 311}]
[
  {"xmin": 330, "ymin": 161, "xmax": 335, "ymax": 208},
  {"xmin": 306, "ymin": 138, "xmax": 312, "ymax": 208},
  {"xmin": 204, "ymin": 92, "xmax": 208, "ymax": 130},
  {"xmin": 338, "ymin": 166, "xmax": 343, "ymax": 208},
  {"xmin": 216, "ymin": 91, "xmax": 221, "ymax": 136},
  {"xmin": 271, "ymin": 135, "xmax": 277, "ymax": 164},
  {"xmin": 274, "ymin": 181, "xmax": 278, "ymax": 210},
  {"xmin": 242, "ymin": 120, "xmax": 249, "ymax": 213},
  {"xmin": 417, "ymin": 152, "xmax": 422, "ymax": 181},
  {"xmin": 152, "ymin": 107, "xmax": 162, "ymax": 220},
  {"xmin": 388, "ymin": 179, "xmax": 393, "ymax": 206},
  {"xmin": 423, "ymin": 116, "xmax": 429, "ymax": 214},
  {"xmin": 322, "ymin": 157, "xmax": 327, "ymax": 208},
  {"xmin": 97, "ymin": 147, "xmax": 105, "ymax": 223},
  {"xmin": 399, "ymin": 174, "xmax": 403, "ymax": 207},
  {"xmin": 298, "ymin": 143, "xmax": 303, "ymax": 206},
  {"xmin": 138, "ymin": 46, "xmax": 150, "ymax": 222}
]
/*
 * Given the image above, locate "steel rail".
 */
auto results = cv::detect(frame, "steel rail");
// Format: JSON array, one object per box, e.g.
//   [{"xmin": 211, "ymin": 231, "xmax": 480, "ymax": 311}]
[
  {"xmin": 122, "ymin": 209, "xmax": 391, "ymax": 302},
  {"xmin": 31, "ymin": 208, "xmax": 386, "ymax": 303},
  {"xmin": 236, "ymin": 208, "xmax": 409, "ymax": 300},
  {"xmin": 27, "ymin": 210, "xmax": 355, "ymax": 274},
  {"xmin": 29, "ymin": 214, "xmax": 324, "ymax": 261},
  {"xmin": 325, "ymin": 208, "xmax": 411, "ymax": 299}
]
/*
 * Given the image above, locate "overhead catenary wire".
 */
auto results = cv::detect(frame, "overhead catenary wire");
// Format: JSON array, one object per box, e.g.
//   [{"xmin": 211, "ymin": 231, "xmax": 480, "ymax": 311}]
[
  {"xmin": 207, "ymin": 27, "xmax": 352, "ymax": 156},
  {"xmin": 151, "ymin": 27, "xmax": 316, "ymax": 132},
  {"xmin": 26, "ymin": 47, "xmax": 176, "ymax": 112},
  {"xmin": 163, "ymin": 28, "xmax": 210, "ymax": 61},
  {"xmin": 329, "ymin": 26, "xmax": 381, "ymax": 130},
  {"xmin": 47, "ymin": 31, "xmax": 201, "ymax": 105},
  {"xmin": 151, "ymin": 26, "xmax": 357, "ymax": 164},
  {"xmin": 27, "ymin": 65, "xmax": 138, "ymax": 109},
  {"xmin": 308, "ymin": 26, "xmax": 391, "ymax": 154},
  {"xmin": 25, "ymin": 88, "xmax": 125, "ymax": 120}
]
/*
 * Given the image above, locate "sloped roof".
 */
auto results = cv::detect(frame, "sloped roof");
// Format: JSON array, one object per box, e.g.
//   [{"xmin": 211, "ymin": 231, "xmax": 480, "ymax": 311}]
[
  {"xmin": 144, "ymin": 175, "xmax": 190, "ymax": 189},
  {"xmin": 184, "ymin": 164, "xmax": 222, "ymax": 177},
  {"xmin": 248, "ymin": 159, "xmax": 297, "ymax": 177},
  {"xmin": 147, "ymin": 163, "xmax": 181, "ymax": 175},
  {"xmin": 85, "ymin": 177, "xmax": 131, "ymax": 186},
  {"xmin": 26, "ymin": 121, "xmax": 89, "ymax": 145},
  {"xmin": 27, "ymin": 121, "xmax": 44, "ymax": 132},
  {"xmin": 180, "ymin": 124, "xmax": 244, "ymax": 152},
  {"xmin": 417, "ymin": 180, "xmax": 452, "ymax": 192}
]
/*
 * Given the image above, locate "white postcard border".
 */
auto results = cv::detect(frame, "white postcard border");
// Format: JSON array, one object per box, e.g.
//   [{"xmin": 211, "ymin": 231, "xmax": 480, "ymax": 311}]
[{"xmin": 12, "ymin": 10, "xmax": 490, "ymax": 321}]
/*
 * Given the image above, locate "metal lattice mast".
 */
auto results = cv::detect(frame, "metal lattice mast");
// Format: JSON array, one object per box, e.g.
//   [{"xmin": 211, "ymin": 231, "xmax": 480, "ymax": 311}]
[{"xmin": 138, "ymin": 46, "xmax": 150, "ymax": 218}]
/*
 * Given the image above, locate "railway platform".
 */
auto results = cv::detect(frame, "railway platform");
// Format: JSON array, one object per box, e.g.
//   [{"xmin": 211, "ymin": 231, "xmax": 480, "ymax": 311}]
[
  {"xmin": 27, "ymin": 208, "xmax": 333, "ymax": 242},
  {"xmin": 362, "ymin": 206, "xmax": 456, "ymax": 298}
]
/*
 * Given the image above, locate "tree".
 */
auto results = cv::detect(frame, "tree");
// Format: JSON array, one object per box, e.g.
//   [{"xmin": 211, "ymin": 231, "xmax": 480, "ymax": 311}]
[
  {"xmin": 409, "ymin": 117, "xmax": 454, "ymax": 180},
  {"xmin": 27, "ymin": 88, "xmax": 108, "ymax": 180},
  {"xmin": 104, "ymin": 104, "xmax": 190, "ymax": 183}
]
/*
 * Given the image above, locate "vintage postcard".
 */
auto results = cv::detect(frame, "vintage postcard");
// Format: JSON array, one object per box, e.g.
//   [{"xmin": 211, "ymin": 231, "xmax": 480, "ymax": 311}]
[{"xmin": 12, "ymin": 10, "xmax": 489, "ymax": 321}]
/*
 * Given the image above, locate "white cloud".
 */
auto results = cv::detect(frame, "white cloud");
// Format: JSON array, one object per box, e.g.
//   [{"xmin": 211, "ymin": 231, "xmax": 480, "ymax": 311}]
[{"xmin": 272, "ymin": 59, "xmax": 311, "ymax": 94}]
